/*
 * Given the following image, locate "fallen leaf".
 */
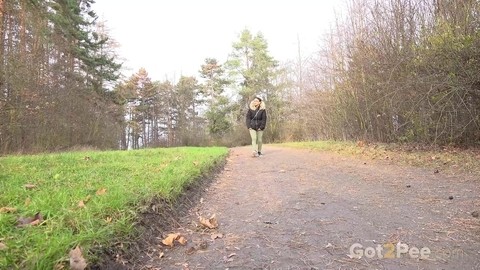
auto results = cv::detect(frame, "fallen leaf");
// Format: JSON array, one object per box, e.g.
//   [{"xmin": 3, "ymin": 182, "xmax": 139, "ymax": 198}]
[
  {"xmin": 162, "ymin": 233, "xmax": 179, "ymax": 247},
  {"xmin": 84, "ymin": 195, "xmax": 92, "ymax": 203},
  {"xmin": 69, "ymin": 246, "xmax": 87, "ymax": 270},
  {"xmin": 29, "ymin": 219, "xmax": 41, "ymax": 226},
  {"xmin": 0, "ymin": 242, "xmax": 7, "ymax": 250},
  {"xmin": 211, "ymin": 233, "xmax": 223, "ymax": 240},
  {"xmin": 96, "ymin": 188, "xmax": 107, "ymax": 195},
  {"xmin": 105, "ymin": 217, "xmax": 112, "ymax": 223},
  {"xmin": 177, "ymin": 236, "xmax": 187, "ymax": 245},
  {"xmin": 24, "ymin": 198, "xmax": 31, "ymax": 206},
  {"xmin": 192, "ymin": 161, "xmax": 199, "ymax": 166},
  {"xmin": 24, "ymin": 184, "xmax": 36, "ymax": 189},
  {"xmin": 78, "ymin": 201, "xmax": 86, "ymax": 208},
  {"xmin": 199, "ymin": 214, "xmax": 218, "ymax": 229},
  {"xmin": 17, "ymin": 212, "xmax": 43, "ymax": 227},
  {"xmin": 0, "ymin": 207, "xmax": 17, "ymax": 213}
]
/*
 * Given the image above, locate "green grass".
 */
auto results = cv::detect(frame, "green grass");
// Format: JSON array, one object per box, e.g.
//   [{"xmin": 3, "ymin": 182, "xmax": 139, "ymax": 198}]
[
  {"xmin": 0, "ymin": 147, "xmax": 228, "ymax": 269},
  {"xmin": 279, "ymin": 140, "xmax": 480, "ymax": 175}
]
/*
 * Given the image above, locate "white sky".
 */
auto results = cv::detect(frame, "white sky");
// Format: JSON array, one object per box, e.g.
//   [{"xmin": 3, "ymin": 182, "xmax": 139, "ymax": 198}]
[{"xmin": 93, "ymin": 0, "xmax": 345, "ymax": 81}]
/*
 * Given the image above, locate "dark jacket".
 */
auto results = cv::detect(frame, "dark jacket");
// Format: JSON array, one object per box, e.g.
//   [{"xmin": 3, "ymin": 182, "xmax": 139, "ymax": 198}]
[{"xmin": 246, "ymin": 100, "xmax": 267, "ymax": 130}]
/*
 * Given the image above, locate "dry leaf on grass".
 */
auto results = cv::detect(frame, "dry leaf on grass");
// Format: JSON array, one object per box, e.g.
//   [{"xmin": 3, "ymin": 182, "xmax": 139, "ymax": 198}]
[
  {"xmin": 78, "ymin": 201, "xmax": 86, "ymax": 208},
  {"xmin": 17, "ymin": 212, "xmax": 43, "ymax": 227},
  {"xmin": 78, "ymin": 195, "xmax": 93, "ymax": 208},
  {"xmin": 24, "ymin": 198, "xmax": 31, "ymax": 206},
  {"xmin": 69, "ymin": 246, "xmax": 87, "ymax": 270},
  {"xmin": 161, "ymin": 233, "xmax": 187, "ymax": 247},
  {"xmin": 79, "ymin": 194, "xmax": 92, "ymax": 207},
  {"xmin": 199, "ymin": 214, "xmax": 218, "ymax": 229},
  {"xmin": 0, "ymin": 242, "xmax": 7, "ymax": 250},
  {"xmin": 0, "ymin": 207, "xmax": 16, "ymax": 213},
  {"xmin": 24, "ymin": 184, "xmax": 36, "ymax": 189},
  {"xmin": 95, "ymin": 188, "xmax": 107, "ymax": 195}
]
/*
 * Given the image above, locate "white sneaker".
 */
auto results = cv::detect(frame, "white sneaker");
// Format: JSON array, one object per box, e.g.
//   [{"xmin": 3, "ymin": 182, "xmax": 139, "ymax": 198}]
[{"xmin": 252, "ymin": 151, "xmax": 258, "ymax": 157}]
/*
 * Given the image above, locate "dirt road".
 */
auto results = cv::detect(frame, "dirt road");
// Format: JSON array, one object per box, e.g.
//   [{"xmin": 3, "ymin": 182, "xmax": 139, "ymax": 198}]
[{"xmin": 113, "ymin": 146, "xmax": 480, "ymax": 270}]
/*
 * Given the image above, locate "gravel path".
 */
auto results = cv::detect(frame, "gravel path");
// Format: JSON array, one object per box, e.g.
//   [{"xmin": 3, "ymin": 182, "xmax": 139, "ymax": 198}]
[{"xmin": 113, "ymin": 146, "xmax": 480, "ymax": 270}]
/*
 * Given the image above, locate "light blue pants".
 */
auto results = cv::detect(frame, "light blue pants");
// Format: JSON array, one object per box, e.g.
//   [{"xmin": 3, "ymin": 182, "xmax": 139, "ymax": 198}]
[{"xmin": 249, "ymin": 129, "xmax": 264, "ymax": 153}]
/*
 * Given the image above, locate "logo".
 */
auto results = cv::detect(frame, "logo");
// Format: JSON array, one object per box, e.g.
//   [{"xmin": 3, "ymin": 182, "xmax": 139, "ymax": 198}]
[{"xmin": 349, "ymin": 242, "xmax": 431, "ymax": 259}]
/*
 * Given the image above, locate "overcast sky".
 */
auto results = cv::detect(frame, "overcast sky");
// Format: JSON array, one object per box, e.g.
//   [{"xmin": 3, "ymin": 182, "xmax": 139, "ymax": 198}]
[{"xmin": 92, "ymin": 0, "xmax": 345, "ymax": 81}]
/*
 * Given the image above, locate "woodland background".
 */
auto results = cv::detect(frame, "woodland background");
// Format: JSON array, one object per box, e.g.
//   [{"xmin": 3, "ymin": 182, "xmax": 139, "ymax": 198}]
[{"xmin": 1, "ymin": 0, "xmax": 479, "ymax": 154}]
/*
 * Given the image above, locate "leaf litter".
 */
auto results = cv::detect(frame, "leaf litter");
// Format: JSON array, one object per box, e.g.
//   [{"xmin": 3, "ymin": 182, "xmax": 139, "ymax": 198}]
[
  {"xmin": 16, "ymin": 212, "xmax": 43, "ymax": 227},
  {"xmin": 198, "ymin": 213, "xmax": 218, "ymax": 229},
  {"xmin": 69, "ymin": 246, "xmax": 87, "ymax": 270},
  {"xmin": 161, "ymin": 233, "xmax": 188, "ymax": 247}
]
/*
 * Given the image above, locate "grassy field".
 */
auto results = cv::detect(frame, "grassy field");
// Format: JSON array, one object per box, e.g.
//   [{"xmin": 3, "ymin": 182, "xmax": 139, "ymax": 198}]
[
  {"xmin": 279, "ymin": 140, "xmax": 480, "ymax": 176},
  {"xmin": 0, "ymin": 147, "xmax": 228, "ymax": 269}
]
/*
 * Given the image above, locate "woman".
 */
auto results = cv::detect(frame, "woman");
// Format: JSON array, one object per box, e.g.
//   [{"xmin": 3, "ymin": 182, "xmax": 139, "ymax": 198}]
[{"xmin": 246, "ymin": 96, "xmax": 267, "ymax": 157}]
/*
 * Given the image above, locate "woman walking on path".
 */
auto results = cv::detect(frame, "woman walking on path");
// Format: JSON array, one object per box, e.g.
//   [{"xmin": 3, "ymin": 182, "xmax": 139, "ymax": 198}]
[{"xmin": 246, "ymin": 96, "xmax": 267, "ymax": 157}]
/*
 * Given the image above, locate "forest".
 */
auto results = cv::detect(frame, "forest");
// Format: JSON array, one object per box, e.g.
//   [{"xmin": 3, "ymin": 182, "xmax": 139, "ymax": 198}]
[{"xmin": 1, "ymin": 0, "xmax": 479, "ymax": 155}]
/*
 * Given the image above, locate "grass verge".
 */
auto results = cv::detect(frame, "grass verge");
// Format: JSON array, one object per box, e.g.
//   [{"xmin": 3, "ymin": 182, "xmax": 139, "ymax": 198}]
[
  {"xmin": 0, "ymin": 146, "xmax": 228, "ymax": 269},
  {"xmin": 279, "ymin": 141, "xmax": 480, "ymax": 176}
]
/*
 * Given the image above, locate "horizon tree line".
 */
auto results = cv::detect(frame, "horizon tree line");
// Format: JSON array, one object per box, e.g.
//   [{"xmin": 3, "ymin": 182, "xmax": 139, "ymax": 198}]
[{"xmin": 1, "ymin": 0, "xmax": 479, "ymax": 155}]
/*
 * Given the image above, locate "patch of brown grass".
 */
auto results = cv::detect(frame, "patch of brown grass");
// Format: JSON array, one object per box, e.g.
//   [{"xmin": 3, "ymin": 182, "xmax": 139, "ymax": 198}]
[
  {"xmin": 280, "ymin": 141, "xmax": 480, "ymax": 176},
  {"xmin": 361, "ymin": 143, "xmax": 480, "ymax": 176}
]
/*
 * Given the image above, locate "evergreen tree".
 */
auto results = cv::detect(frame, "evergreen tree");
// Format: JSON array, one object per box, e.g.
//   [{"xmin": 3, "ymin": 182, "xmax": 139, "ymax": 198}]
[
  {"xmin": 200, "ymin": 58, "xmax": 232, "ymax": 137},
  {"xmin": 225, "ymin": 29, "xmax": 286, "ymax": 142}
]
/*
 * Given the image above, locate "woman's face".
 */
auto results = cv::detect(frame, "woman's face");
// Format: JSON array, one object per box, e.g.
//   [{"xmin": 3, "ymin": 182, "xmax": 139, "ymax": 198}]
[{"xmin": 253, "ymin": 98, "xmax": 261, "ymax": 106}]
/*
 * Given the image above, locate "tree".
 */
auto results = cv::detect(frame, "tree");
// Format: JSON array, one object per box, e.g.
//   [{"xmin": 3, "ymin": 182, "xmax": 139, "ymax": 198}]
[
  {"xmin": 0, "ymin": 0, "xmax": 124, "ymax": 154},
  {"xmin": 199, "ymin": 58, "xmax": 232, "ymax": 138},
  {"xmin": 175, "ymin": 75, "xmax": 203, "ymax": 145},
  {"xmin": 225, "ymin": 28, "xmax": 286, "ymax": 142},
  {"xmin": 293, "ymin": 0, "xmax": 480, "ymax": 146}
]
